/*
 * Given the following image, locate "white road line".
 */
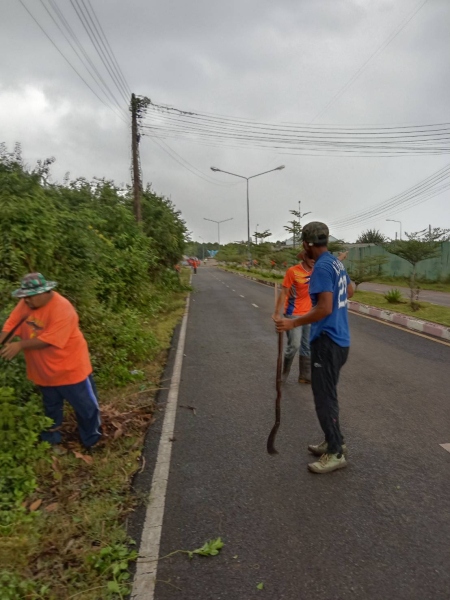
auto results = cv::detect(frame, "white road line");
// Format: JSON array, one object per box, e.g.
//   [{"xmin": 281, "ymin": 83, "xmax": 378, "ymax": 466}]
[
  {"xmin": 252, "ymin": 303, "xmax": 259, "ymax": 308},
  {"xmin": 232, "ymin": 289, "xmax": 236, "ymax": 292},
  {"xmin": 440, "ymin": 443, "xmax": 450, "ymax": 453},
  {"xmin": 240, "ymin": 295, "xmax": 245, "ymax": 298},
  {"xmin": 131, "ymin": 289, "xmax": 191, "ymax": 599}
]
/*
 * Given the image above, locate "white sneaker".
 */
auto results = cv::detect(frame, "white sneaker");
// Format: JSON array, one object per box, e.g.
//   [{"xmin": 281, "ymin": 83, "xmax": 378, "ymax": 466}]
[
  {"xmin": 308, "ymin": 453, "xmax": 347, "ymax": 474},
  {"xmin": 308, "ymin": 440, "xmax": 347, "ymax": 457}
]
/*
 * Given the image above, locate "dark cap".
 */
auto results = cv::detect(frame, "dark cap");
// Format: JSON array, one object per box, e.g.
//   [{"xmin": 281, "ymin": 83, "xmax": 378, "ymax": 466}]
[{"xmin": 302, "ymin": 222, "xmax": 329, "ymax": 246}]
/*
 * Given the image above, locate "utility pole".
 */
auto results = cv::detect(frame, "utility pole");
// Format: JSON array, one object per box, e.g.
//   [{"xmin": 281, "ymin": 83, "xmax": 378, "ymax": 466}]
[
  {"xmin": 255, "ymin": 223, "xmax": 259, "ymax": 244},
  {"xmin": 131, "ymin": 93, "xmax": 142, "ymax": 222}
]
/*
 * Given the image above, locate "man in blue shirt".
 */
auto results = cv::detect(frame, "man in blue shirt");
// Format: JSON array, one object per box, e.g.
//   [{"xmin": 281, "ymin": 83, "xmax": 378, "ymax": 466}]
[{"xmin": 275, "ymin": 222, "xmax": 354, "ymax": 474}]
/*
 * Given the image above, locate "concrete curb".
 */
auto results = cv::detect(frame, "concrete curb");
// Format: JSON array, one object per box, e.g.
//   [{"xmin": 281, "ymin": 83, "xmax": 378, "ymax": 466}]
[
  {"xmin": 218, "ymin": 266, "xmax": 450, "ymax": 342},
  {"xmin": 348, "ymin": 301, "xmax": 450, "ymax": 341}
]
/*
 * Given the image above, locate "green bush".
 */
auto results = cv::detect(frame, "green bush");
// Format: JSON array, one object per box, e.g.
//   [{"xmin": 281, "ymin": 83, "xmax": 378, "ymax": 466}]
[
  {"xmin": 0, "ymin": 388, "xmax": 52, "ymax": 526},
  {"xmin": 384, "ymin": 288, "xmax": 404, "ymax": 304},
  {"xmin": 0, "ymin": 147, "xmax": 188, "ymax": 527}
]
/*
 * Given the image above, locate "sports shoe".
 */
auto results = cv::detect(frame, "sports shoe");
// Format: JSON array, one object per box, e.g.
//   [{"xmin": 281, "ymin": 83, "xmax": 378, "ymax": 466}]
[
  {"xmin": 308, "ymin": 453, "xmax": 347, "ymax": 474},
  {"xmin": 308, "ymin": 440, "xmax": 347, "ymax": 456}
]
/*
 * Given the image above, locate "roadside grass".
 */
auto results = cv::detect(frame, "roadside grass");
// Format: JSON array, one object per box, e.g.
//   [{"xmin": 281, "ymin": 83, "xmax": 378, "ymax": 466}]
[
  {"xmin": 218, "ymin": 265, "xmax": 450, "ymax": 328},
  {"xmin": 221, "ymin": 265, "xmax": 283, "ymax": 284},
  {"xmin": 4, "ymin": 269, "xmax": 190, "ymax": 600},
  {"xmin": 353, "ymin": 290, "xmax": 450, "ymax": 327},
  {"xmin": 369, "ymin": 276, "xmax": 450, "ymax": 294}
]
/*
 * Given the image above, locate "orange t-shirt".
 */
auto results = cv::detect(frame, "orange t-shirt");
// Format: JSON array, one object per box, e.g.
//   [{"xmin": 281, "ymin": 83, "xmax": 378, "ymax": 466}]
[
  {"xmin": 283, "ymin": 264, "xmax": 313, "ymax": 316},
  {"xmin": 2, "ymin": 292, "xmax": 92, "ymax": 386}
]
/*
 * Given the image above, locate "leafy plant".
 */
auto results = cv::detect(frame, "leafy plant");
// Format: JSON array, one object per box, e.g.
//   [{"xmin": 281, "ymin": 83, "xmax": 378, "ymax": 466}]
[
  {"xmin": 348, "ymin": 255, "xmax": 388, "ymax": 291},
  {"xmin": 160, "ymin": 537, "xmax": 225, "ymax": 561},
  {"xmin": 0, "ymin": 571, "xmax": 51, "ymax": 600},
  {"xmin": 356, "ymin": 229, "xmax": 387, "ymax": 244},
  {"xmin": 384, "ymin": 288, "xmax": 404, "ymax": 304},
  {"xmin": 384, "ymin": 228, "xmax": 449, "ymax": 308},
  {"xmin": 87, "ymin": 543, "xmax": 138, "ymax": 598},
  {"xmin": 0, "ymin": 388, "xmax": 52, "ymax": 527}
]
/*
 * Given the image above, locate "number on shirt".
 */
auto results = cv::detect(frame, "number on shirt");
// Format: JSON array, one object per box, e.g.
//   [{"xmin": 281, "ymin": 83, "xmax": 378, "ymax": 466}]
[{"xmin": 338, "ymin": 276, "xmax": 348, "ymax": 308}]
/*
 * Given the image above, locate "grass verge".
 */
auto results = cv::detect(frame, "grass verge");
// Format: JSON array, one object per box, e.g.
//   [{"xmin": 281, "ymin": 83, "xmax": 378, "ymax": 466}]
[
  {"xmin": 221, "ymin": 265, "xmax": 283, "ymax": 284},
  {"xmin": 369, "ymin": 276, "xmax": 450, "ymax": 294},
  {"xmin": 353, "ymin": 290, "xmax": 450, "ymax": 327},
  {"xmin": 2, "ymin": 270, "xmax": 190, "ymax": 600},
  {"xmin": 219, "ymin": 266, "xmax": 450, "ymax": 328}
]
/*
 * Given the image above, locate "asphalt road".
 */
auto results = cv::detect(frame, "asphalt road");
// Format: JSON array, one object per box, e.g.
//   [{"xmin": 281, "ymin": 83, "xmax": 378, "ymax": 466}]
[
  {"xmin": 139, "ymin": 265, "xmax": 450, "ymax": 600},
  {"xmin": 358, "ymin": 281, "xmax": 450, "ymax": 307}
]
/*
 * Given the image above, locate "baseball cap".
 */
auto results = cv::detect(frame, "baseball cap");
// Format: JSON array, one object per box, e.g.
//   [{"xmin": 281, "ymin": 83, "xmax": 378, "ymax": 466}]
[{"xmin": 302, "ymin": 222, "xmax": 329, "ymax": 246}]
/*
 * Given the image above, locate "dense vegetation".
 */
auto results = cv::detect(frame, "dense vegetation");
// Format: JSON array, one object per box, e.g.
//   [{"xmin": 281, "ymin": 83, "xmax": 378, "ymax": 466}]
[{"xmin": 0, "ymin": 144, "xmax": 188, "ymax": 598}]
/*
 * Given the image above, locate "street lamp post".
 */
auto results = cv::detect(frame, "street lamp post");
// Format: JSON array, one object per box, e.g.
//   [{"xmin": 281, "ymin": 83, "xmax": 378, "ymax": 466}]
[
  {"xmin": 211, "ymin": 165, "xmax": 285, "ymax": 267},
  {"xmin": 203, "ymin": 217, "xmax": 233, "ymax": 245},
  {"xmin": 386, "ymin": 219, "xmax": 402, "ymax": 240},
  {"xmin": 199, "ymin": 235, "xmax": 205, "ymax": 260},
  {"xmin": 255, "ymin": 223, "xmax": 260, "ymax": 244}
]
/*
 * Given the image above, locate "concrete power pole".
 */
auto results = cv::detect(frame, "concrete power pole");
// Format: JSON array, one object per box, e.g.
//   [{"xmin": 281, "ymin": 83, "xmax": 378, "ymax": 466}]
[{"xmin": 131, "ymin": 93, "xmax": 142, "ymax": 222}]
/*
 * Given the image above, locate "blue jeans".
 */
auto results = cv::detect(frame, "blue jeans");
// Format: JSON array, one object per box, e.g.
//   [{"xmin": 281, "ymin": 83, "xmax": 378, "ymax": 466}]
[
  {"xmin": 284, "ymin": 315, "xmax": 311, "ymax": 362},
  {"xmin": 40, "ymin": 374, "xmax": 102, "ymax": 448}
]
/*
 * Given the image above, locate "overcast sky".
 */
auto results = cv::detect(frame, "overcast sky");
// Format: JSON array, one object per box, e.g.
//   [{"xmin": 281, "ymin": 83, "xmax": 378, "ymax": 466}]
[{"xmin": 1, "ymin": 0, "xmax": 449, "ymax": 244}]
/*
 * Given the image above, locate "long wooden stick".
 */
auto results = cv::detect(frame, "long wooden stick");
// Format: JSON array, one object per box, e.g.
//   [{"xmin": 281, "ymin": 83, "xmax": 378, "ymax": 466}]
[
  {"xmin": 267, "ymin": 283, "xmax": 283, "ymax": 455},
  {"xmin": 0, "ymin": 314, "xmax": 28, "ymax": 347}
]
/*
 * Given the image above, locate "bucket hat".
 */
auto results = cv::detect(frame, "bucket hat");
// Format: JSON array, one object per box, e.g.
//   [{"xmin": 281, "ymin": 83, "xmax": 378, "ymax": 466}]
[{"xmin": 12, "ymin": 273, "xmax": 57, "ymax": 298}]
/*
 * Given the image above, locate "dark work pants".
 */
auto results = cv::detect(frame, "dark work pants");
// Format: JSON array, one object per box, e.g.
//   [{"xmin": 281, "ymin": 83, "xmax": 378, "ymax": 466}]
[
  {"xmin": 40, "ymin": 374, "xmax": 102, "ymax": 448},
  {"xmin": 311, "ymin": 334, "xmax": 349, "ymax": 455}
]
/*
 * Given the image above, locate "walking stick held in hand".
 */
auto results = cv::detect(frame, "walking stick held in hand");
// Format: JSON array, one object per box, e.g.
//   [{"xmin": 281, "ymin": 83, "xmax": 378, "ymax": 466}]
[{"xmin": 267, "ymin": 284, "xmax": 284, "ymax": 455}]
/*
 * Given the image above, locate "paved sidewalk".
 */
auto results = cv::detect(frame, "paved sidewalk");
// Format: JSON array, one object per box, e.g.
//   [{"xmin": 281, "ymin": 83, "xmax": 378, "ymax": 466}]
[{"xmin": 358, "ymin": 282, "xmax": 450, "ymax": 307}]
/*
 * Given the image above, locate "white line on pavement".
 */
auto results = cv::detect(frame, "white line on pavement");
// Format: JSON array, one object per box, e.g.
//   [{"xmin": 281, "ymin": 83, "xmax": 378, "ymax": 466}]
[
  {"xmin": 252, "ymin": 303, "xmax": 259, "ymax": 308},
  {"xmin": 240, "ymin": 295, "xmax": 245, "ymax": 298},
  {"xmin": 131, "ymin": 288, "xmax": 191, "ymax": 599},
  {"xmin": 232, "ymin": 289, "xmax": 236, "ymax": 292},
  {"xmin": 439, "ymin": 443, "xmax": 450, "ymax": 453}
]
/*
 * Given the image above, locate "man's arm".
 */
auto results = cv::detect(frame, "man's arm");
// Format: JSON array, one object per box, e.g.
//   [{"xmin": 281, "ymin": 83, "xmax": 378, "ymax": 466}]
[
  {"xmin": 272, "ymin": 287, "xmax": 288, "ymax": 321},
  {"xmin": 0, "ymin": 331, "xmax": 8, "ymax": 345},
  {"xmin": 0, "ymin": 338, "xmax": 50, "ymax": 361},
  {"xmin": 347, "ymin": 282, "xmax": 354, "ymax": 299},
  {"xmin": 276, "ymin": 292, "xmax": 333, "ymax": 332}
]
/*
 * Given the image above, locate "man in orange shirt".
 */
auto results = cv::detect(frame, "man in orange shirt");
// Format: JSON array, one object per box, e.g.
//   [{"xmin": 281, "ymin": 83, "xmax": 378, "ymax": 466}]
[
  {"xmin": 0, "ymin": 273, "xmax": 101, "ymax": 449},
  {"xmin": 273, "ymin": 251, "xmax": 314, "ymax": 383}
]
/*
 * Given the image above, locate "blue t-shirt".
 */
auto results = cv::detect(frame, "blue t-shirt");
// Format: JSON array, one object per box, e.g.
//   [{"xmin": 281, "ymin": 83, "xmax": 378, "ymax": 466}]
[{"xmin": 309, "ymin": 252, "xmax": 351, "ymax": 347}]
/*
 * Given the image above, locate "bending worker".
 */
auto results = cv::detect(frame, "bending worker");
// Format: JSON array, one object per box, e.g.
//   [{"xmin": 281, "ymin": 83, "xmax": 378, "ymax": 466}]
[
  {"xmin": 0, "ymin": 273, "xmax": 101, "ymax": 449},
  {"xmin": 274, "ymin": 223, "xmax": 353, "ymax": 474}
]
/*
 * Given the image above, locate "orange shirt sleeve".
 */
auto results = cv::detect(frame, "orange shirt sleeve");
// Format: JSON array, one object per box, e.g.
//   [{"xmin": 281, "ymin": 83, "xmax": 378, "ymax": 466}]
[
  {"xmin": 38, "ymin": 303, "xmax": 78, "ymax": 349},
  {"xmin": 2, "ymin": 301, "xmax": 27, "ymax": 334},
  {"xmin": 282, "ymin": 268, "xmax": 294, "ymax": 289}
]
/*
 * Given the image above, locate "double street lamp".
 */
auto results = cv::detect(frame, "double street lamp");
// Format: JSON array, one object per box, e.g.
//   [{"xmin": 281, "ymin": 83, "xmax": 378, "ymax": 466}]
[
  {"xmin": 203, "ymin": 217, "xmax": 233, "ymax": 245},
  {"xmin": 211, "ymin": 165, "xmax": 286, "ymax": 266}
]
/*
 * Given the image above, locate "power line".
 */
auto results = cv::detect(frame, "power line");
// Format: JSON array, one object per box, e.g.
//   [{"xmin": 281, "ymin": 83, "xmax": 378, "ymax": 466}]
[
  {"xmin": 149, "ymin": 136, "xmax": 243, "ymax": 187},
  {"xmin": 311, "ymin": 0, "xmax": 431, "ymax": 123},
  {"xmin": 328, "ymin": 163, "xmax": 450, "ymax": 229},
  {"xmin": 17, "ymin": 0, "xmax": 127, "ymax": 123},
  {"xmin": 40, "ymin": 0, "xmax": 127, "ymax": 119},
  {"xmin": 68, "ymin": 0, "xmax": 129, "ymax": 104},
  {"xmin": 84, "ymin": 0, "xmax": 131, "ymax": 96}
]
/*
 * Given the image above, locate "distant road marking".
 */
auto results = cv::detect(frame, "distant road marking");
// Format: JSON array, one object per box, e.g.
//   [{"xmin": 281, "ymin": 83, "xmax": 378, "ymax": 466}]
[
  {"xmin": 252, "ymin": 303, "xmax": 259, "ymax": 308},
  {"xmin": 226, "ymin": 285, "xmax": 230, "ymax": 288},
  {"xmin": 240, "ymin": 295, "xmax": 245, "ymax": 298},
  {"xmin": 351, "ymin": 312, "xmax": 450, "ymax": 347},
  {"xmin": 440, "ymin": 443, "xmax": 450, "ymax": 453},
  {"xmin": 131, "ymin": 289, "xmax": 191, "ymax": 598},
  {"xmin": 232, "ymin": 289, "xmax": 236, "ymax": 292}
]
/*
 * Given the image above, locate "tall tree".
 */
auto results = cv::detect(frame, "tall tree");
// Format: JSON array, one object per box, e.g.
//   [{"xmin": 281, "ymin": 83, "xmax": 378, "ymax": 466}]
[
  {"xmin": 284, "ymin": 210, "xmax": 302, "ymax": 248},
  {"xmin": 254, "ymin": 229, "xmax": 272, "ymax": 244},
  {"xmin": 384, "ymin": 228, "xmax": 449, "ymax": 309},
  {"xmin": 356, "ymin": 229, "xmax": 387, "ymax": 244}
]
